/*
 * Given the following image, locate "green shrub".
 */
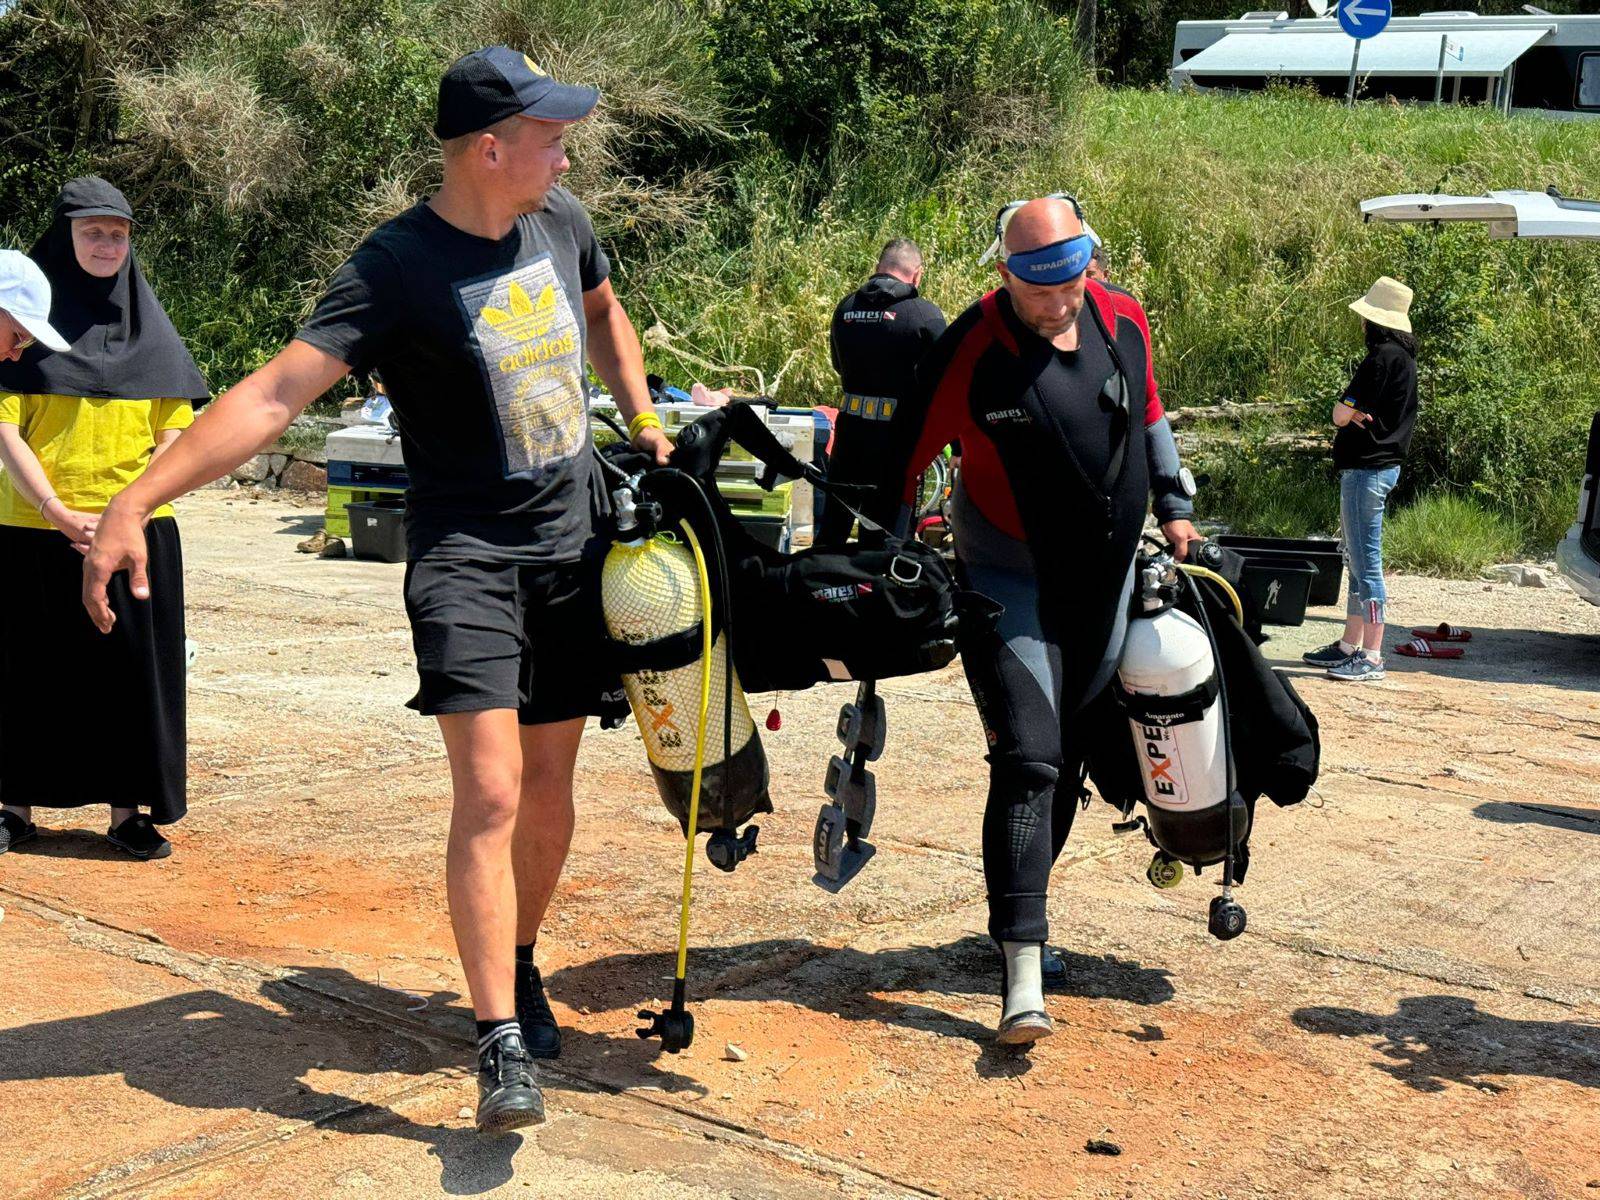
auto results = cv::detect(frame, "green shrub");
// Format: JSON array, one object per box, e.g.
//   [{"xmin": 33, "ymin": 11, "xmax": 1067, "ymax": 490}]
[
  {"xmin": 1195, "ymin": 443, "xmax": 1342, "ymax": 540},
  {"xmin": 1383, "ymin": 492, "xmax": 1524, "ymax": 578},
  {"xmin": 3, "ymin": 0, "xmax": 1597, "ymax": 557},
  {"xmin": 707, "ymin": 0, "xmax": 1081, "ymax": 168}
]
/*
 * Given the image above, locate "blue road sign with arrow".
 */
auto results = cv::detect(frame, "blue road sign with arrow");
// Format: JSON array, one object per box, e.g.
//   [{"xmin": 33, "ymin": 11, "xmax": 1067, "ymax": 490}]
[{"xmin": 1338, "ymin": 0, "xmax": 1392, "ymax": 40}]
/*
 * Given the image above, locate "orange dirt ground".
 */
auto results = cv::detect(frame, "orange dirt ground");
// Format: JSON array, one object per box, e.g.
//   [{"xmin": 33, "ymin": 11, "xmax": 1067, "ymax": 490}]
[{"xmin": 3, "ymin": 489, "xmax": 1598, "ymax": 1199}]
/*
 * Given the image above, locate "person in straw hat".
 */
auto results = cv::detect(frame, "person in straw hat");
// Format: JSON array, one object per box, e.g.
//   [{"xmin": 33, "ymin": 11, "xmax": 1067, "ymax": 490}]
[{"xmin": 1302, "ymin": 275, "xmax": 1418, "ymax": 682}]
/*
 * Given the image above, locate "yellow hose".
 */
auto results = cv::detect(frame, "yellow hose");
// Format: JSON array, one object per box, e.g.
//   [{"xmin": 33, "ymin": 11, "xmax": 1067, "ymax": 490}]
[
  {"xmin": 1180, "ymin": 563, "xmax": 1245, "ymax": 626},
  {"xmin": 673, "ymin": 520, "xmax": 714, "ymax": 983}
]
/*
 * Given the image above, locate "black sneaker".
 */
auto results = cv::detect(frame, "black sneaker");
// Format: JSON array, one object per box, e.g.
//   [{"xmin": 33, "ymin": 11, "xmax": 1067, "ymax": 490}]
[
  {"xmin": 106, "ymin": 814, "xmax": 172, "ymax": 860},
  {"xmin": 1302, "ymin": 641, "xmax": 1355, "ymax": 668},
  {"xmin": 475, "ymin": 1028, "xmax": 545, "ymax": 1135},
  {"xmin": 0, "ymin": 810, "xmax": 37, "ymax": 854},
  {"xmin": 516, "ymin": 963, "xmax": 562, "ymax": 1060}
]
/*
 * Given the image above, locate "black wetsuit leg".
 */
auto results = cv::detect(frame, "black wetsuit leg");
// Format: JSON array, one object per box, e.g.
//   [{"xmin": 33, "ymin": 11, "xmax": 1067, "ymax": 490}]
[
  {"xmin": 958, "ymin": 561, "xmax": 1073, "ymax": 944},
  {"xmin": 958, "ymin": 556, "xmax": 1135, "ymax": 945}
]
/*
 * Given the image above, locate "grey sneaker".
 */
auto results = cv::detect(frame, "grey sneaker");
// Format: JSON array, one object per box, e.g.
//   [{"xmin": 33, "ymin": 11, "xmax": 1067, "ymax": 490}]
[
  {"xmin": 1327, "ymin": 654, "xmax": 1385, "ymax": 682},
  {"xmin": 1302, "ymin": 641, "xmax": 1355, "ymax": 667}
]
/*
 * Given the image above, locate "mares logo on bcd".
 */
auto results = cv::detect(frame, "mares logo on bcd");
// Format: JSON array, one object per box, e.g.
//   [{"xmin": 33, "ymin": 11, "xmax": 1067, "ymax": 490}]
[
  {"xmin": 811, "ymin": 582, "xmax": 873, "ymax": 604},
  {"xmin": 983, "ymin": 407, "xmax": 1030, "ymax": 427}
]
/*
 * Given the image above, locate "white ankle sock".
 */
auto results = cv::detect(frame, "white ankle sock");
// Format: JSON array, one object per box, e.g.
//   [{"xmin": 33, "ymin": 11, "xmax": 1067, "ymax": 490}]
[
  {"xmin": 1001, "ymin": 941, "xmax": 1044, "ymax": 1022},
  {"xmin": 1338, "ymin": 639, "xmax": 1358, "ymax": 654},
  {"xmin": 1362, "ymin": 647, "xmax": 1382, "ymax": 663}
]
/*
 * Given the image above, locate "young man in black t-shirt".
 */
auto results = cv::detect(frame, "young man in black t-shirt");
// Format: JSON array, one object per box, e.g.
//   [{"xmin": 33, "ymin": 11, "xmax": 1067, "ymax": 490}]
[{"xmin": 86, "ymin": 47, "xmax": 672, "ymax": 1133}]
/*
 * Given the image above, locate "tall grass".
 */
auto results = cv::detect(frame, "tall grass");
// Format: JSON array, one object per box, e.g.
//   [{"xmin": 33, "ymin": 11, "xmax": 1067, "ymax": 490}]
[
  {"xmin": 1194, "ymin": 445, "xmax": 1343, "ymax": 541},
  {"xmin": 3, "ymin": 0, "xmax": 1595, "ymax": 557},
  {"xmin": 1384, "ymin": 492, "xmax": 1524, "ymax": 578}
]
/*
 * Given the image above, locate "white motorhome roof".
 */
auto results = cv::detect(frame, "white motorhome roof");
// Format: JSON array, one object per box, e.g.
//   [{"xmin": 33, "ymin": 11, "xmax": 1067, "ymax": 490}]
[
  {"xmin": 1361, "ymin": 190, "xmax": 1600, "ymax": 239},
  {"xmin": 1179, "ymin": 23, "xmax": 1552, "ymax": 78}
]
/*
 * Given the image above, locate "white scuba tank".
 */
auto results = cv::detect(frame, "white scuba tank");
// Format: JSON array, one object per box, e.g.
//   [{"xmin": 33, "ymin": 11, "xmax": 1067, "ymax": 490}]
[
  {"xmin": 600, "ymin": 533, "xmax": 771, "ymax": 838},
  {"xmin": 1116, "ymin": 606, "xmax": 1227, "ymax": 816}
]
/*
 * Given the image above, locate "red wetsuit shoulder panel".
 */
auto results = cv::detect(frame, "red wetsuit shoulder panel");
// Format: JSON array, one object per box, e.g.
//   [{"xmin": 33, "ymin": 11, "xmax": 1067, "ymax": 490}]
[
  {"xmin": 898, "ymin": 302, "xmax": 991, "ymax": 506},
  {"xmin": 1087, "ymin": 279, "xmax": 1164, "ymax": 426},
  {"xmin": 909, "ymin": 291, "xmax": 1025, "ymax": 539}
]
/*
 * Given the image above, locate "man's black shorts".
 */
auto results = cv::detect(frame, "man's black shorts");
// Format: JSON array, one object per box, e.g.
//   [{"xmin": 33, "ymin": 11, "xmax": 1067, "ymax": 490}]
[{"xmin": 403, "ymin": 557, "xmax": 623, "ymax": 725}]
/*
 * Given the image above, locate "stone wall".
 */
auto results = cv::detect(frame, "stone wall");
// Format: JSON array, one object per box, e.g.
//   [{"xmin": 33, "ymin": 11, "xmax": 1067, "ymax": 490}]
[{"xmin": 227, "ymin": 417, "xmax": 337, "ymax": 493}]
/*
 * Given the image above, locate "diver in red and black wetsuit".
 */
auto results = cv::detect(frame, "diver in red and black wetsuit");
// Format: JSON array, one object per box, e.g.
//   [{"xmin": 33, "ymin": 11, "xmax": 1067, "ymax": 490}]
[{"xmin": 886, "ymin": 196, "xmax": 1200, "ymax": 1045}]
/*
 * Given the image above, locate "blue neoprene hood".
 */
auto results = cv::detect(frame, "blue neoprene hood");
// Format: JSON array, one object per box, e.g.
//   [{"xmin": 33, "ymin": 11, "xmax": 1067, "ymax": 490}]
[{"xmin": 1004, "ymin": 234, "xmax": 1096, "ymax": 285}]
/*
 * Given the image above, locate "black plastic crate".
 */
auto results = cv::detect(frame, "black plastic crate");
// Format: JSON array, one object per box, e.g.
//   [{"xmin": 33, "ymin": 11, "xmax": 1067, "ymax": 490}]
[
  {"xmin": 328, "ymin": 460, "xmax": 411, "ymax": 489},
  {"xmin": 346, "ymin": 499, "xmax": 407, "ymax": 563},
  {"xmin": 1237, "ymin": 557, "xmax": 1316, "ymax": 627},
  {"xmin": 1215, "ymin": 534, "xmax": 1343, "ymax": 607},
  {"xmin": 737, "ymin": 514, "xmax": 790, "ymax": 552}
]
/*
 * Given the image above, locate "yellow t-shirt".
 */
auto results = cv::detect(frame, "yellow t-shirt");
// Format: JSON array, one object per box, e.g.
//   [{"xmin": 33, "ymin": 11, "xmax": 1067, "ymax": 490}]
[{"xmin": 0, "ymin": 392, "xmax": 194, "ymax": 529}]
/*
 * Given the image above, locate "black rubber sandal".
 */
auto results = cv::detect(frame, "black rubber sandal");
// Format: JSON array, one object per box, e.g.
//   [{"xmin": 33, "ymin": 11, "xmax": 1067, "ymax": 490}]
[
  {"xmin": 0, "ymin": 810, "xmax": 37, "ymax": 854},
  {"xmin": 107, "ymin": 814, "xmax": 172, "ymax": 860}
]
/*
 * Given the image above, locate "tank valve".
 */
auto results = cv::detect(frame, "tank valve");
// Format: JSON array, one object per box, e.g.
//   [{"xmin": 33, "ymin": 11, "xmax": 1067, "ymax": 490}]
[
  {"xmin": 612, "ymin": 487, "xmax": 638, "ymax": 533},
  {"xmin": 706, "ymin": 826, "xmax": 759, "ymax": 873}
]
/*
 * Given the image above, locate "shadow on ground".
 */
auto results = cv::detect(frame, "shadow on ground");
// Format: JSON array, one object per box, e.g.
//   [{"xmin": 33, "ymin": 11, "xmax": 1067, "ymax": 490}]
[
  {"xmin": 2, "ymin": 823, "xmax": 133, "ymax": 862},
  {"xmin": 1292, "ymin": 994, "xmax": 1600, "ymax": 1094},
  {"xmin": 551, "ymin": 934, "xmax": 1175, "ymax": 1077},
  {"xmin": 0, "ymin": 968, "xmax": 519, "ymax": 1195},
  {"xmin": 275, "ymin": 513, "xmax": 326, "ymax": 537},
  {"xmin": 1473, "ymin": 801, "xmax": 1600, "ymax": 834},
  {"xmin": 1380, "ymin": 628, "xmax": 1600, "ymax": 693},
  {"xmin": 1263, "ymin": 619, "xmax": 1600, "ymax": 694}
]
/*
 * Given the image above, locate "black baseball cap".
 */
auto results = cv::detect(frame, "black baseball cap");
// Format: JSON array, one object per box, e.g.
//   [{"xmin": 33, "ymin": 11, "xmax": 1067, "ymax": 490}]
[{"xmin": 435, "ymin": 46, "xmax": 599, "ymax": 140}]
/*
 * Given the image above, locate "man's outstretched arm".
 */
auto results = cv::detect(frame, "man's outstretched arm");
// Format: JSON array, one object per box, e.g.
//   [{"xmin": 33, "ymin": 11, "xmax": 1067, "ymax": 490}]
[{"xmin": 83, "ymin": 340, "xmax": 351, "ymax": 633}]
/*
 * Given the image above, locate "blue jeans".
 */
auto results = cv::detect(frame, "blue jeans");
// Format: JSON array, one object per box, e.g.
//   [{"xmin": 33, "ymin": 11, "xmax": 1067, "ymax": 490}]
[{"xmin": 1340, "ymin": 466, "xmax": 1400, "ymax": 624}]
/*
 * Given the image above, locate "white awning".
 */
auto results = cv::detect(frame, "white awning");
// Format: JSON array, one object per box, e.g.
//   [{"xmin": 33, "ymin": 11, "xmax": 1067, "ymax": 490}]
[
  {"xmin": 1361, "ymin": 190, "xmax": 1600, "ymax": 240},
  {"xmin": 1178, "ymin": 25, "xmax": 1551, "ymax": 78}
]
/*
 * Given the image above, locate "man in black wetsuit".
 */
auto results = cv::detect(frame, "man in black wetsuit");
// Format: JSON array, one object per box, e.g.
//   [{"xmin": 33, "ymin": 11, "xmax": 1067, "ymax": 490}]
[
  {"xmin": 889, "ymin": 197, "xmax": 1199, "ymax": 1044},
  {"xmin": 822, "ymin": 238, "xmax": 945, "ymax": 544}
]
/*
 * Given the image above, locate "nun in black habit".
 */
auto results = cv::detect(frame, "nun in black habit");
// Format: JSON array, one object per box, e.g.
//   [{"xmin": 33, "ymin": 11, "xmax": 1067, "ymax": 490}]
[{"xmin": 0, "ymin": 177, "xmax": 209, "ymax": 860}]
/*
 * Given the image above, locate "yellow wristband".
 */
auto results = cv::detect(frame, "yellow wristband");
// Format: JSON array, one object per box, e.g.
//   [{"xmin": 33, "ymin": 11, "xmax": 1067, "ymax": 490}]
[{"xmin": 628, "ymin": 411, "xmax": 664, "ymax": 440}]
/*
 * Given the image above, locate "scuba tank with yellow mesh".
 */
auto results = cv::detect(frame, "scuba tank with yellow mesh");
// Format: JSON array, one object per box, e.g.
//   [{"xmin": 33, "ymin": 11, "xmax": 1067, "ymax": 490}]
[{"xmin": 600, "ymin": 490, "xmax": 771, "ymax": 873}]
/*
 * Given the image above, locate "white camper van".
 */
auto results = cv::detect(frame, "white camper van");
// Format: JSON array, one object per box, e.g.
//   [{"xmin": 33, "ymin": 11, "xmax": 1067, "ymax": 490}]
[{"xmin": 1173, "ymin": 9, "xmax": 1600, "ymax": 117}]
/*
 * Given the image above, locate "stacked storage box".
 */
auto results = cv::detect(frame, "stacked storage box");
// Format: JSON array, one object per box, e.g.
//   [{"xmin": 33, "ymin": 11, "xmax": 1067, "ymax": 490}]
[
  {"xmin": 324, "ymin": 425, "xmax": 407, "ymax": 539},
  {"xmin": 322, "ymin": 402, "xmax": 816, "ymax": 549},
  {"xmin": 591, "ymin": 400, "xmax": 814, "ymax": 550}
]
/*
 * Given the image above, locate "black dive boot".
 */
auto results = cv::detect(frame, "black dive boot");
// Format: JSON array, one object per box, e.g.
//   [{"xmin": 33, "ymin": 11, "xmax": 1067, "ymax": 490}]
[
  {"xmin": 475, "ymin": 1027, "xmax": 545, "ymax": 1134},
  {"xmin": 516, "ymin": 962, "xmax": 562, "ymax": 1060}
]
